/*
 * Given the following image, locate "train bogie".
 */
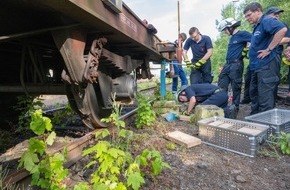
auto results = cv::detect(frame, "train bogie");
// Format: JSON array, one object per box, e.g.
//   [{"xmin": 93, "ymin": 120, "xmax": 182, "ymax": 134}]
[{"xmin": 0, "ymin": 0, "xmax": 173, "ymax": 128}]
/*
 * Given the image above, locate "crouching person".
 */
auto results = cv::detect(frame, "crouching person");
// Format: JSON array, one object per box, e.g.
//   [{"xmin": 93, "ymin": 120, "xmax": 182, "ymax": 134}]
[{"xmin": 176, "ymin": 84, "xmax": 237, "ymax": 118}]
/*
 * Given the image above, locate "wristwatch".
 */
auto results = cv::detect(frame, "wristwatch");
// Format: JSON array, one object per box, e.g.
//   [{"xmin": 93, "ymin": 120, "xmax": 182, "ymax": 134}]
[{"xmin": 266, "ymin": 48, "xmax": 272, "ymax": 52}]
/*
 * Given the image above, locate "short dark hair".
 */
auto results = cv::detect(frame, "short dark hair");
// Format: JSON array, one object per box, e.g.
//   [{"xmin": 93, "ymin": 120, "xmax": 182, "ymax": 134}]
[
  {"xmin": 189, "ymin": 27, "xmax": 200, "ymax": 35},
  {"xmin": 243, "ymin": 2, "xmax": 262, "ymax": 14}
]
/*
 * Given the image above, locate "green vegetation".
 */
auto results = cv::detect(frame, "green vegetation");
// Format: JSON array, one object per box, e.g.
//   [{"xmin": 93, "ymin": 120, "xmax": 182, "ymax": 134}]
[
  {"xmin": 18, "ymin": 110, "xmax": 68, "ymax": 190},
  {"xmin": 153, "ymin": 82, "xmax": 175, "ymax": 101},
  {"xmin": 51, "ymin": 103, "xmax": 75, "ymax": 126},
  {"xmin": 135, "ymin": 95, "xmax": 156, "ymax": 129},
  {"xmin": 13, "ymin": 95, "xmax": 44, "ymax": 132},
  {"xmin": 76, "ymin": 97, "xmax": 170, "ymax": 190},
  {"xmin": 275, "ymin": 132, "xmax": 290, "ymax": 155},
  {"xmin": 166, "ymin": 142, "xmax": 176, "ymax": 150}
]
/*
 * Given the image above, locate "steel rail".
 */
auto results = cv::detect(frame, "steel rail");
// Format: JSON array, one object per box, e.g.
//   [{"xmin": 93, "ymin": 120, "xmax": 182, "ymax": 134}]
[{"xmin": 2, "ymin": 84, "xmax": 160, "ymax": 187}]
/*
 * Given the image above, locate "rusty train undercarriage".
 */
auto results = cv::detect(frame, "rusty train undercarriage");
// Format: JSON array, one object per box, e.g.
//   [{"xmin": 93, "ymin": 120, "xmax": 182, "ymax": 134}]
[{"xmin": 0, "ymin": 0, "xmax": 177, "ymax": 128}]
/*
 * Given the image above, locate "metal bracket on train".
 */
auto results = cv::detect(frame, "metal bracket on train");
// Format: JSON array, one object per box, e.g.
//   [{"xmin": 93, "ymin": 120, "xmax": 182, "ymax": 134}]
[
  {"xmin": 84, "ymin": 38, "xmax": 107, "ymax": 83},
  {"xmin": 156, "ymin": 42, "xmax": 177, "ymax": 61}
]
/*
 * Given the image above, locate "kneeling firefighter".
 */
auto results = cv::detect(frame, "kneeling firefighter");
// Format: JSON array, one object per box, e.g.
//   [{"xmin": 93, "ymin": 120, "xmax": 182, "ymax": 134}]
[{"xmin": 177, "ymin": 84, "xmax": 237, "ymax": 119}]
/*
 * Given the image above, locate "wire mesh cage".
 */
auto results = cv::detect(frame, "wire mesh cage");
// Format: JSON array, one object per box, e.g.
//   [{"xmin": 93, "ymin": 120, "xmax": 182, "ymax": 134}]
[
  {"xmin": 245, "ymin": 108, "xmax": 290, "ymax": 139},
  {"xmin": 198, "ymin": 117, "xmax": 269, "ymax": 157}
]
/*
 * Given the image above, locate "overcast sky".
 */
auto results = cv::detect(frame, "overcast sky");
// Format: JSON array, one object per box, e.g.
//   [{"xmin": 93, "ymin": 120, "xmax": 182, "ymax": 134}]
[{"xmin": 123, "ymin": 0, "xmax": 240, "ymax": 42}]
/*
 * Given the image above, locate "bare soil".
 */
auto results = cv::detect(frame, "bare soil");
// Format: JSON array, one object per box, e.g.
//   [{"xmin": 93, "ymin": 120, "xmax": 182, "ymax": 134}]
[{"xmin": 66, "ymin": 102, "xmax": 290, "ymax": 190}]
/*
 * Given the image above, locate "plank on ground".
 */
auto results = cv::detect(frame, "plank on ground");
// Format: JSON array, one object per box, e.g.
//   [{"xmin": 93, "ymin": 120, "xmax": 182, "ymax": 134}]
[{"xmin": 166, "ymin": 130, "xmax": 201, "ymax": 148}]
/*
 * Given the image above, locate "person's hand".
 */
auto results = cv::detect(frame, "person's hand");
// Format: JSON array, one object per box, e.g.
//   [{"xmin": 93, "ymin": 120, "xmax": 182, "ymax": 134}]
[
  {"xmin": 242, "ymin": 47, "xmax": 249, "ymax": 59},
  {"xmin": 257, "ymin": 49, "xmax": 271, "ymax": 59},
  {"xmin": 193, "ymin": 59, "xmax": 206, "ymax": 70},
  {"xmin": 184, "ymin": 59, "xmax": 192, "ymax": 68}
]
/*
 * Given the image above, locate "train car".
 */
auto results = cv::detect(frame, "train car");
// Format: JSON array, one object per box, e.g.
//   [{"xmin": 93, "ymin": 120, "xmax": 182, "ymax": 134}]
[{"xmin": 0, "ymin": 0, "xmax": 175, "ymax": 128}]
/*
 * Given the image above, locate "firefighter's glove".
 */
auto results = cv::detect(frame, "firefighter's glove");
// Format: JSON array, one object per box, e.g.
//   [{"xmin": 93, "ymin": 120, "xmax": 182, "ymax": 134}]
[
  {"xmin": 282, "ymin": 57, "xmax": 290, "ymax": 66},
  {"xmin": 181, "ymin": 111, "xmax": 190, "ymax": 116},
  {"xmin": 242, "ymin": 47, "xmax": 249, "ymax": 59},
  {"xmin": 184, "ymin": 59, "xmax": 192, "ymax": 68},
  {"xmin": 194, "ymin": 59, "xmax": 206, "ymax": 70}
]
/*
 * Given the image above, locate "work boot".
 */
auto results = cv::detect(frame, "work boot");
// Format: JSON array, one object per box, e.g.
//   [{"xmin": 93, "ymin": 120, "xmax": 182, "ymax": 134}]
[{"xmin": 228, "ymin": 105, "xmax": 237, "ymax": 119}]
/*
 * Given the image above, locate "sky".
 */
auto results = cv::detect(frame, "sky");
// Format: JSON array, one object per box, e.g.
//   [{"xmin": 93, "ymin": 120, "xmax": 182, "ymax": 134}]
[{"xmin": 123, "ymin": 0, "xmax": 241, "ymax": 42}]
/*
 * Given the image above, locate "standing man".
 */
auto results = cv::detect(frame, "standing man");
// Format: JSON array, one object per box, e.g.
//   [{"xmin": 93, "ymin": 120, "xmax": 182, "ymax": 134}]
[
  {"xmin": 265, "ymin": 7, "xmax": 290, "ymax": 103},
  {"xmin": 241, "ymin": 6, "xmax": 290, "ymax": 104},
  {"xmin": 243, "ymin": 2, "xmax": 287, "ymax": 114},
  {"xmin": 183, "ymin": 27, "xmax": 213, "ymax": 85},
  {"xmin": 217, "ymin": 17, "xmax": 251, "ymax": 112},
  {"xmin": 168, "ymin": 33, "xmax": 188, "ymax": 94}
]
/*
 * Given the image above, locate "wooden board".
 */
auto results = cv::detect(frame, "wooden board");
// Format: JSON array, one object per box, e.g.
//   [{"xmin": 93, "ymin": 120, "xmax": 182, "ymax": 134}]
[
  {"xmin": 218, "ymin": 123, "xmax": 233, "ymax": 129},
  {"xmin": 237, "ymin": 127, "xmax": 262, "ymax": 136},
  {"xmin": 209, "ymin": 120, "xmax": 225, "ymax": 127},
  {"xmin": 166, "ymin": 131, "xmax": 201, "ymax": 148}
]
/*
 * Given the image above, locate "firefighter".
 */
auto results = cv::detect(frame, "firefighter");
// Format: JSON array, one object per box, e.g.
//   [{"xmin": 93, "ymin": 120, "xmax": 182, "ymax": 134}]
[
  {"xmin": 176, "ymin": 84, "xmax": 237, "ymax": 118},
  {"xmin": 216, "ymin": 18, "xmax": 251, "ymax": 113},
  {"xmin": 243, "ymin": 2, "xmax": 287, "ymax": 115},
  {"xmin": 183, "ymin": 27, "xmax": 213, "ymax": 84}
]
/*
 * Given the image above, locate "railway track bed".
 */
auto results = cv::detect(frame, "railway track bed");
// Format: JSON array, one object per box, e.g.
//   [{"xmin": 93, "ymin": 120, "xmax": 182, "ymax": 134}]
[{"xmin": 1, "ymin": 85, "xmax": 290, "ymax": 189}]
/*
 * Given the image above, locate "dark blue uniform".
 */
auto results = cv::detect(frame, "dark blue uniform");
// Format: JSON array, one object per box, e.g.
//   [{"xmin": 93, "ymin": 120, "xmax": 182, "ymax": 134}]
[
  {"xmin": 218, "ymin": 30, "xmax": 251, "ymax": 109},
  {"xmin": 184, "ymin": 84, "xmax": 228, "ymax": 108},
  {"xmin": 183, "ymin": 35, "xmax": 213, "ymax": 84},
  {"xmin": 275, "ymin": 22, "xmax": 290, "ymax": 100},
  {"xmin": 249, "ymin": 15, "xmax": 286, "ymax": 114}
]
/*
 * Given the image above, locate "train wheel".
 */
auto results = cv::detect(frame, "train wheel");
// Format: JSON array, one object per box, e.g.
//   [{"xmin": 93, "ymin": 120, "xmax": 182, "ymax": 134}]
[{"xmin": 65, "ymin": 82, "xmax": 111, "ymax": 129}]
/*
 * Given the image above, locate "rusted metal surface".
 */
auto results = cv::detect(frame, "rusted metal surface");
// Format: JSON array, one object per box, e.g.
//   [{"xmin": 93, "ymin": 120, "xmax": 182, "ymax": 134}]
[
  {"xmin": 3, "ymin": 129, "xmax": 98, "ymax": 187},
  {"xmin": 84, "ymin": 38, "xmax": 107, "ymax": 83},
  {"xmin": 0, "ymin": 0, "xmax": 167, "ymax": 61},
  {"xmin": 0, "ymin": 0, "xmax": 174, "ymax": 128}
]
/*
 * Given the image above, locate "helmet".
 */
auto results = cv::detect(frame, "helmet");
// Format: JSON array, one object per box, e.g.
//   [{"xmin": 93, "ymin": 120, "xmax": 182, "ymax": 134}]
[
  {"xmin": 217, "ymin": 18, "xmax": 241, "ymax": 32},
  {"xmin": 176, "ymin": 85, "xmax": 188, "ymax": 102}
]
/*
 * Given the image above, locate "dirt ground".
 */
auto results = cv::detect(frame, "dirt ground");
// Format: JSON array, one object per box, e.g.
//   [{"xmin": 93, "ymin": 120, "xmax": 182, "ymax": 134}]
[
  {"xmin": 1, "ymin": 95, "xmax": 290, "ymax": 190},
  {"xmin": 65, "ymin": 102, "xmax": 290, "ymax": 190}
]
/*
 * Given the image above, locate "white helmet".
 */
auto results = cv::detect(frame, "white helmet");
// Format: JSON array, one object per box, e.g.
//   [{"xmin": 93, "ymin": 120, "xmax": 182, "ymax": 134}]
[{"xmin": 217, "ymin": 18, "xmax": 241, "ymax": 32}]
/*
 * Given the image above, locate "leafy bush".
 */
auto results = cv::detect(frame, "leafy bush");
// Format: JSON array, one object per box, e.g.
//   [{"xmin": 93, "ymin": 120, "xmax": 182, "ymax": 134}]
[
  {"xmin": 13, "ymin": 95, "xmax": 44, "ymax": 132},
  {"xmin": 80, "ymin": 96, "xmax": 169, "ymax": 190},
  {"xmin": 135, "ymin": 95, "xmax": 156, "ymax": 129},
  {"xmin": 18, "ymin": 110, "xmax": 68, "ymax": 190},
  {"xmin": 275, "ymin": 132, "xmax": 290, "ymax": 155}
]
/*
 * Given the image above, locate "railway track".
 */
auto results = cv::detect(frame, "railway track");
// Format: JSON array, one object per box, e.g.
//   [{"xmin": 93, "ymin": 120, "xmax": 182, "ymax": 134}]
[
  {"xmin": 4, "ymin": 83, "xmax": 287, "ymax": 188},
  {"xmin": 1, "ymin": 84, "xmax": 161, "ymax": 189}
]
